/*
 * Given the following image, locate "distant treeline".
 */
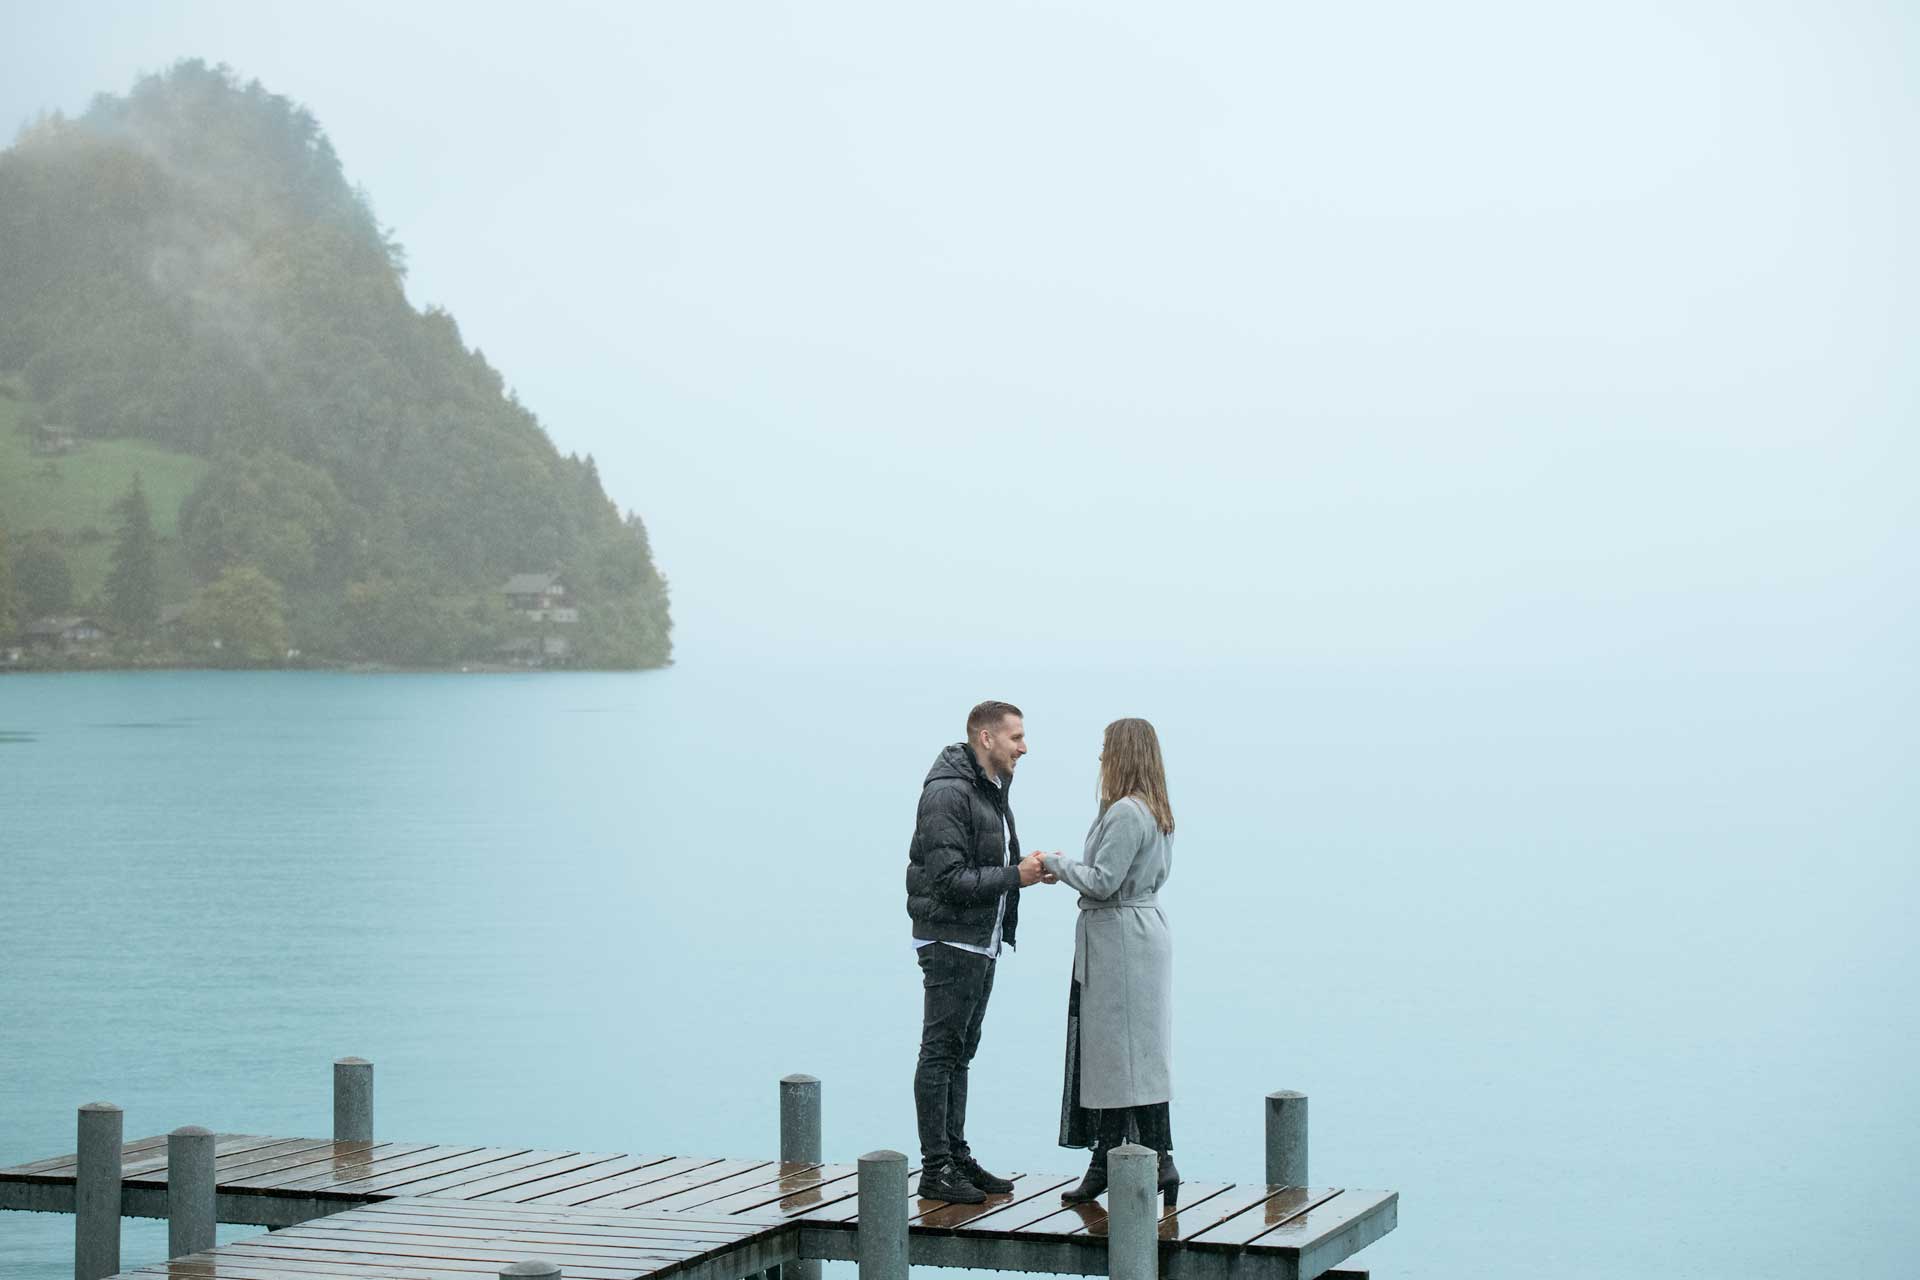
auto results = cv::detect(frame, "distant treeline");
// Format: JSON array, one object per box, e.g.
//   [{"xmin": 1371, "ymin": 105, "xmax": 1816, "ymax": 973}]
[{"xmin": 0, "ymin": 59, "xmax": 670, "ymax": 668}]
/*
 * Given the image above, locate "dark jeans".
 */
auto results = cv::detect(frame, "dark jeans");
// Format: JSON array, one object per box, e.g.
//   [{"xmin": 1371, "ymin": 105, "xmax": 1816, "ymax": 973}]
[{"xmin": 914, "ymin": 943, "xmax": 997, "ymax": 1167}]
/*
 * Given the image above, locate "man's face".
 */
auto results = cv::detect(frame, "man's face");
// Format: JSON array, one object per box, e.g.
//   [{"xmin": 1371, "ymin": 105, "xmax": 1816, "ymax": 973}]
[{"xmin": 980, "ymin": 715, "xmax": 1028, "ymax": 780}]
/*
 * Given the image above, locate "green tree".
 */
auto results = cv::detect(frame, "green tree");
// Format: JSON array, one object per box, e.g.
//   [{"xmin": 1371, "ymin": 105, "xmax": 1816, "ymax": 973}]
[
  {"xmin": 12, "ymin": 534, "xmax": 73, "ymax": 619},
  {"xmin": 341, "ymin": 577, "xmax": 466, "ymax": 666},
  {"xmin": 0, "ymin": 63, "xmax": 674, "ymax": 667},
  {"xmin": 0, "ymin": 526, "xmax": 15, "ymax": 637},
  {"xmin": 105, "ymin": 474, "xmax": 161, "ymax": 638},
  {"xmin": 182, "ymin": 565, "xmax": 288, "ymax": 665},
  {"xmin": 180, "ymin": 450, "xmax": 354, "ymax": 589}
]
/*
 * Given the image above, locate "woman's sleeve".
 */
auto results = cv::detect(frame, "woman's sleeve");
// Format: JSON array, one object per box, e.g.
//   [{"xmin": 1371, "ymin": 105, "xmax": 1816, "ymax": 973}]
[{"xmin": 1044, "ymin": 802, "xmax": 1145, "ymax": 900}]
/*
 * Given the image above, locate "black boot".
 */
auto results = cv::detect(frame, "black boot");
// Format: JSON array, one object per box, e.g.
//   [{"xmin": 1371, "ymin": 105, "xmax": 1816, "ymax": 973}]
[
  {"xmin": 1157, "ymin": 1150, "xmax": 1180, "ymax": 1205},
  {"xmin": 957, "ymin": 1155, "xmax": 1014, "ymax": 1195},
  {"xmin": 1061, "ymin": 1146, "xmax": 1108, "ymax": 1204}
]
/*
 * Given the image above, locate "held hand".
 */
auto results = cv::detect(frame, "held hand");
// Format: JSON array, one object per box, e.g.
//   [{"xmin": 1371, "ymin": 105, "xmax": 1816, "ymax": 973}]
[{"xmin": 1017, "ymin": 852, "xmax": 1047, "ymax": 887}]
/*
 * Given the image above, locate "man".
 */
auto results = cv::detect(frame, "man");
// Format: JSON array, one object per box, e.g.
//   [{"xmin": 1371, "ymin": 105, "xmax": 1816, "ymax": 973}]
[{"xmin": 905, "ymin": 700, "xmax": 1049, "ymax": 1204}]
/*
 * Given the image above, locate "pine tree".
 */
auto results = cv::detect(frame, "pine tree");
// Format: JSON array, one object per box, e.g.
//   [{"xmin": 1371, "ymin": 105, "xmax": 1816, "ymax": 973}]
[{"xmin": 106, "ymin": 474, "xmax": 161, "ymax": 639}]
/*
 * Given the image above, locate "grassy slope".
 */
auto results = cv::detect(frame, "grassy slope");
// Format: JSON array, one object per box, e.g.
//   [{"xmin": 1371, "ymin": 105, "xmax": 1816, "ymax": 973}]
[{"xmin": 0, "ymin": 389, "xmax": 205, "ymax": 608}]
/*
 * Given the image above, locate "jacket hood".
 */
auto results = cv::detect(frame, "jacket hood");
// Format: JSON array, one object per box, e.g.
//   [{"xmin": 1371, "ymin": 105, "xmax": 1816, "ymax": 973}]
[{"xmin": 925, "ymin": 742, "xmax": 1007, "ymax": 795}]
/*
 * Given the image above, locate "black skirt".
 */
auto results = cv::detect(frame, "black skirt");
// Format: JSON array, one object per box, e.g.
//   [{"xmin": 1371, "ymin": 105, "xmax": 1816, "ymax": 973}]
[{"xmin": 1059, "ymin": 979, "xmax": 1173, "ymax": 1151}]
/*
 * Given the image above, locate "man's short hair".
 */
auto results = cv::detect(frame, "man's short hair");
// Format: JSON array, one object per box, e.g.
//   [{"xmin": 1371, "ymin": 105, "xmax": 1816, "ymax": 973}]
[{"xmin": 967, "ymin": 700, "xmax": 1023, "ymax": 739}]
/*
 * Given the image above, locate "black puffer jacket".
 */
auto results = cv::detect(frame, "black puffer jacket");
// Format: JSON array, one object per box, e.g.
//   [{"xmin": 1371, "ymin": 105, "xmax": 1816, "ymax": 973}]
[{"xmin": 905, "ymin": 743, "xmax": 1023, "ymax": 947}]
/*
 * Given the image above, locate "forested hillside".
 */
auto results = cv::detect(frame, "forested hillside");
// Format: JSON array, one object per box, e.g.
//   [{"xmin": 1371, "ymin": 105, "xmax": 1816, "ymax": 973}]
[{"xmin": 0, "ymin": 60, "xmax": 670, "ymax": 667}]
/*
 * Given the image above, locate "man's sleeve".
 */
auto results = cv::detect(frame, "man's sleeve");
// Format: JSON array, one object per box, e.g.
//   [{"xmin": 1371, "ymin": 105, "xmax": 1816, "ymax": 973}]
[{"xmin": 919, "ymin": 785, "xmax": 1022, "ymax": 905}]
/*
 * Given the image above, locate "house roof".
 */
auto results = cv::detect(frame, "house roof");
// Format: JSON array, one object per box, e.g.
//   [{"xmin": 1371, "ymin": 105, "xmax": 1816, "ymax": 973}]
[{"xmin": 501, "ymin": 572, "xmax": 563, "ymax": 595}]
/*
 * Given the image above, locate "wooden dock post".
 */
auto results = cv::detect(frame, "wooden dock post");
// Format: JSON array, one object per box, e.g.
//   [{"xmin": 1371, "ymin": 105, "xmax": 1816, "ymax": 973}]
[
  {"xmin": 334, "ymin": 1057, "xmax": 373, "ymax": 1143},
  {"xmin": 1265, "ymin": 1090, "xmax": 1307, "ymax": 1186},
  {"xmin": 780, "ymin": 1075, "xmax": 822, "ymax": 1280},
  {"xmin": 856, "ymin": 1150, "xmax": 907, "ymax": 1280},
  {"xmin": 1107, "ymin": 1143, "xmax": 1158, "ymax": 1280},
  {"xmin": 499, "ymin": 1262, "xmax": 560, "ymax": 1278},
  {"xmin": 74, "ymin": 1102, "xmax": 122, "ymax": 1280},
  {"xmin": 167, "ymin": 1126, "xmax": 216, "ymax": 1259}
]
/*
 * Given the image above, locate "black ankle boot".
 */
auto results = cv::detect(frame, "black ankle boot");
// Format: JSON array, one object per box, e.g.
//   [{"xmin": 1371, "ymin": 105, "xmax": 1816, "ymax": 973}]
[
  {"xmin": 1060, "ymin": 1148, "xmax": 1109, "ymax": 1203},
  {"xmin": 1157, "ymin": 1151, "xmax": 1180, "ymax": 1205}
]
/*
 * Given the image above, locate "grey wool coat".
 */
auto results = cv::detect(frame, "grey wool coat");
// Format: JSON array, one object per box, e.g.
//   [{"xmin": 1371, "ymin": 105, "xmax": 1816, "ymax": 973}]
[{"xmin": 1041, "ymin": 796, "xmax": 1173, "ymax": 1110}]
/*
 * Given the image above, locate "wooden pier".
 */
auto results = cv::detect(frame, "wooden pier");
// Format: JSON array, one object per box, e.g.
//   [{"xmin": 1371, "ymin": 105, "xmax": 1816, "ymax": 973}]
[{"xmin": 0, "ymin": 1064, "xmax": 1397, "ymax": 1280}]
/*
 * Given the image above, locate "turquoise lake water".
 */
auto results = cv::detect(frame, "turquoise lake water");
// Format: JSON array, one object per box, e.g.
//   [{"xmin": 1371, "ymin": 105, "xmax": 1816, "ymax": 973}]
[{"xmin": 0, "ymin": 664, "xmax": 1913, "ymax": 1278}]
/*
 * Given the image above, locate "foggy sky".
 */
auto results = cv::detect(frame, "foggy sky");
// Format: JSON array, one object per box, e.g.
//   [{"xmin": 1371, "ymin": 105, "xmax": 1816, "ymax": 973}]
[{"xmin": 5, "ymin": 1, "xmax": 1913, "ymax": 672}]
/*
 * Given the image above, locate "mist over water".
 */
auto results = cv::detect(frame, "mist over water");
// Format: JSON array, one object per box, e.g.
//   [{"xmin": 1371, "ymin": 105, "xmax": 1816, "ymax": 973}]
[
  {"xmin": 2, "ymin": 664, "xmax": 1914, "ymax": 1278},
  {"xmin": 4, "ymin": 1, "xmax": 1914, "ymax": 674},
  {"xmin": 2, "ymin": 3, "xmax": 1916, "ymax": 1278}
]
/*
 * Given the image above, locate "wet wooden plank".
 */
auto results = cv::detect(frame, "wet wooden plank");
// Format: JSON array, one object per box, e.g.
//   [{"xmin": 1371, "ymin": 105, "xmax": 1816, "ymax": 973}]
[
  {"xmin": 675, "ymin": 1161, "xmax": 857, "ymax": 1216},
  {"xmin": 421, "ymin": 1151, "xmax": 626, "ymax": 1202},
  {"xmin": 131, "ymin": 1248, "xmax": 461, "ymax": 1279},
  {"xmin": 1150, "ymin": 1182, "xmax": 1237, "ymax": 1239},
  {"xmin": 3, "ymin": 1133, "xmax": 182, "ymax": 1177},
  {"xmin": 803, "ymin": 1168, "xmax": 925, "ymax": 1224},
  {"xmin": 231, "ymin": 1238, "xmax": 693, "ymax": 1279},
  {"xmin": 268, "ymin": 1221, "xmax": 713, "ymax": 1261},
  {"xmin": 583, "ymin": 1159, "xmax": 772, "ymax": 1210},
  {"xmin": 127, "ymin": 1262, "xmax": 392, "ymax": 1280},
  {"xmin": 268, "ymin": 1147, "xmax": 492, "ymax": 1194},
  {"xmin": 946, "ymin": 1173, "xmax": 1110, "ymax": 1234},
  {"xmin": 1244, "ymin": 1189, "xmax": 1397, "ymax": 1251},
  {"xmin": 224, "ymin": 1143, "xmax": 438, "ymax": 1191},
  {"xmin": 470, "ymin": 1154, "xmax": 675, "ymax": 1204},
  {"xmin": 1011, "ymin": 1196, "xmax": 1111, "ymax": 1238},
  {"xmin": 633, "ymin": 1162, "xmax": 817, "ymax": 1213},
  {"xmin": 218, "ymin": 1239, "xmax": 662, "ymax": 1279},
  {"xmin": 1187, "ymin": 1186, "xmax": 1342, "ymax": 1247},
  {"xmin": 112, "ymin": 1137, "xmax": 332, "ymax": 1190},
  {"xmin": 188, "ymin": 1141, "xmax": 362, "ymax": 1186},
  {"xmin": 363, "ymin": 1148, "xmax": 554, "ymax": 1198},
  {"xmin": 310, "ymin": 1147, "xmax": 536, "ymax": 1197},
  {"xmin": 121, "ymin": 1137, "xmax": 319, "ymax": 1183},
  {"xmin": 1148, "ymin": 1182, "xmax": 1290, "ymax": 1244},
  {"xmin": 753, "ymin": 1166, "xmax": 865, "ymax": 1219},
  {"xmin": 272, "ymin": 1224, "xmax": 714, "ymax": 1261},
  {"xmin": 297, "ymin": 1207, "xmax": 751, "ymax": 1246},
  {"xmin": 128, "ymin": 1248, "xmax": 458, "ymax": 1278},
  {"xmin": 916, "ymin": 1174, "xmax": 1081, "ymax": 1231},
  {"xmin": 997, "ymin": 1177, "xmax": 1261, "ymax": 1241},
  {"xmin": 367, "ymin": 1196, "xmax": 772, "ymax": 1236},
  {"xmin": 519, "ymin": 1155, "xmax": 721, "ymax": 1207},
  {"xmin": 982, "ymin": 1177, "xmax": 1240, "ymax": 1239}
]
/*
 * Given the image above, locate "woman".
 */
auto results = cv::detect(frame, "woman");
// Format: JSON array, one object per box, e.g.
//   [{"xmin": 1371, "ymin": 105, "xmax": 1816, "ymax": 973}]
[{"xmin": 1041, "ymin": 717, "xmax": 1178, "ymax": 1205}]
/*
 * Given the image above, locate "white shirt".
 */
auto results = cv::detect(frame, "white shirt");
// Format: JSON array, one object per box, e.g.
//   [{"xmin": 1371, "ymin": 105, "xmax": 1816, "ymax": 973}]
[{"xmin": 913, "ymin": 776, "xmax": 1013, "ymax": 959}]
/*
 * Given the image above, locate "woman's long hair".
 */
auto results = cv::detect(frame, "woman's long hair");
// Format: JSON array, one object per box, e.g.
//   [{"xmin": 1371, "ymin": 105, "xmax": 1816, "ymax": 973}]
[{"xmin": 1099, "ymin": 717, "xmax": 1174, "ymax": 835}]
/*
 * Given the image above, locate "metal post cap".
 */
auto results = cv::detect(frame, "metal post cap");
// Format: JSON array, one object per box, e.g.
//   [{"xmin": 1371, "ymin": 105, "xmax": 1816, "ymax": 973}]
[
  {"xmin": 499, "ymin": 1262, "xmax": 561, "ymax": 1278},
  {"xmin": 79, "ymin": 1102, "xmax": 122, "ymax": 1112},
  {"xmin": 781, "ymin": 1073, "xmax": 820, "ymax": 1084},
  {"xmin": 334, "ymin": 1056, "xmax": 371, "ymax": 1065},
  {"xmin": 1266, "ymin": 1089, "xmax": 1306, "ymax": 1100},
  {"xmin": 170, "ymin": 1125, "xmax": 213, "ymax": 1137}
]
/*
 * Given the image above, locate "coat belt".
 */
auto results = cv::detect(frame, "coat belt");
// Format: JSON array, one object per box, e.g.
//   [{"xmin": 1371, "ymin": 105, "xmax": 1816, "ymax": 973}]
[{"xmin": 1078, "ymin": 895, "xmax": 1159, "ymax": 911}]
